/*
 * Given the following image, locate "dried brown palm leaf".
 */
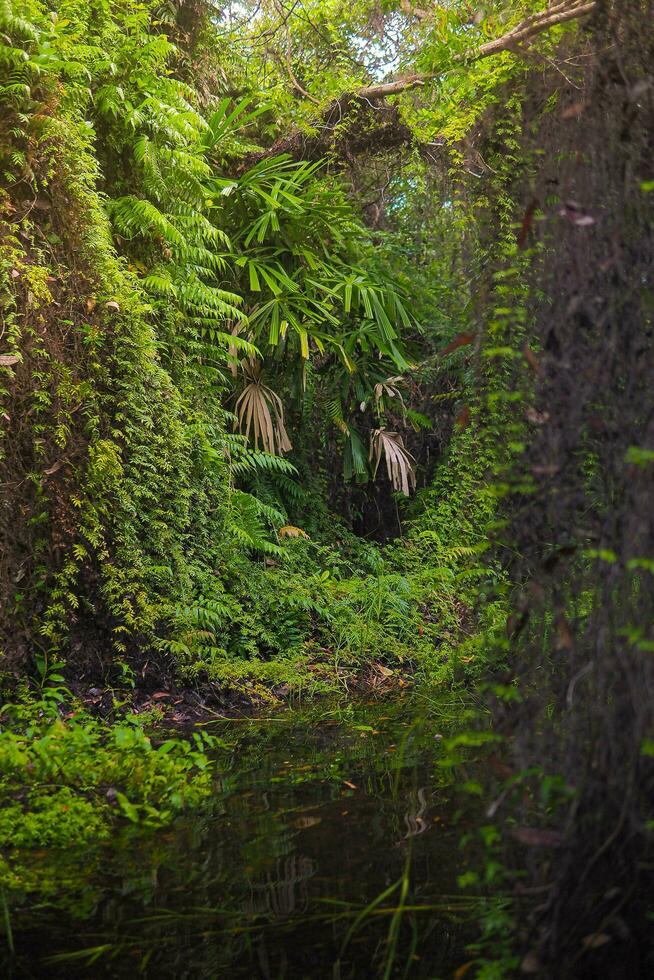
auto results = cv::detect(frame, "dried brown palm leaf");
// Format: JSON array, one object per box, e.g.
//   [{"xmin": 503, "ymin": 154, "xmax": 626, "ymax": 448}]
[
  {"xmin": 373, "ymin": 375, "xmax": 405, "ymax": 408},
  {"xmin": 235, "ymin": 359, "xmax": 292, "ymax": 455},
  {"xmin": 370, "ymin": 428, "xmax": 416, "ymax": 497}
]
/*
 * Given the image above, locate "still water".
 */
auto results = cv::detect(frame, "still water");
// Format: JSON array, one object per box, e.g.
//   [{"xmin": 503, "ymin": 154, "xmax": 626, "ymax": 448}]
[{"xmin": 6, "ymin": 692, "xmax": 485, "ymax": 979}]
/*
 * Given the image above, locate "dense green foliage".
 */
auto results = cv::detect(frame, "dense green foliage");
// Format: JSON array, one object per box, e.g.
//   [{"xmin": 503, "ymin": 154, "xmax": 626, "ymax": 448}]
[
  {"xmin": 2, "ymin": 1, "xmax": 653, "ymax": 977},
  {"xmin": 2, "ymin": 0, "xmax": 523, "ymax": 691}
]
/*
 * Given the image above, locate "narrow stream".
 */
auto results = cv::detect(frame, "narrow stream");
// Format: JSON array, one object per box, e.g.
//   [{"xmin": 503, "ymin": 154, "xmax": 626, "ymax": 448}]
[{"xmin": 6, "ymin": 692, "xmax": 486, "ymax": 979}]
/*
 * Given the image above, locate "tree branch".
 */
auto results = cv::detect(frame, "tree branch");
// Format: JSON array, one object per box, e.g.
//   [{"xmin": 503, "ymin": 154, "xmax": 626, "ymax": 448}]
[
  {"xmin": 358, "ymin": 0, "xmax": 597, "ymax": 99},
  {"xmin": 273, "ymin": 0, "xmax": 320, "ymax": 104},
  {"xmin": 238, "ymin": 1, "xmax": 598, "ymax": 171}
]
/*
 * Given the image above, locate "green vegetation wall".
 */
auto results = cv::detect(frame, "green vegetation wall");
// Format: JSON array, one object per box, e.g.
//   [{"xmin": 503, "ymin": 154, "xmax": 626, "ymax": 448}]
[
  {"xmin": 0, "ymin": 0, "xmax": 449, "ymax": 687},
  {"xmin": 0, "ymin": 1, "xmax": 238, "ymax": 670}
]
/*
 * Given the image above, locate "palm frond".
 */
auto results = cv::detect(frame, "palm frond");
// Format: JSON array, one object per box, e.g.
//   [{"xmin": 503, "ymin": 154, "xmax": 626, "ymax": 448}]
[
  {"xmin": 343, "ymin": 426, "xmax": 369, "ymax": 484},
  {"xmin": 235, "ymin": 360, "xmax": 292, "ymax": 455},
  {"xmin": 370, "ymin": 429, "xmax": 416, "ymax": 497}
]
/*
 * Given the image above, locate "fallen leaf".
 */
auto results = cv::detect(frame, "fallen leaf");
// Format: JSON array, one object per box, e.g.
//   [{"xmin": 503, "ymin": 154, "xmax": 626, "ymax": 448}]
[
  {"xmin": 343, "ymin": 780, "xmax": 357, "ymax": 790},
  {"xmin": 86, "ymin": 297, "xmax": 97, "ymax": 312},
  {"xmin": 560, "ymin": 201, "xmax": 595, "ymax": 227},
  {"xmin": 517, "ymin": 198, "xmax": 539, "ymax": 249},
  {"xmin": 522, "ymin": 344, "xmax": 540, "ymax": 374},
  {"xmin": 10, "ymin": 269, "xmax": 20, "ymax": 279},
  {"xmin": 43, "ymin": 459, "xmax": 65, "ymax": 476},
  {"xmin": 152, "ymin": 691, "xmax": 171, "ymax": 700},
  {"xmin": 0, "ymin": 354, "xmax": 20, "ymax": 367},
  {"xmin": 511, "ymin": 827, "xmax": 564, "ymax": 847},
  {"xmin": 454, "ymin": 962, "xmax": 476, "ymax": 980},
  {"xmin": 105, "ymin": 300, "xmax": 121, "ymax": 312},
  {"xmin": 455, "ymin": 405, "xmax": 471, "ymax": 430},
  {"xmin": 562, "ymin": 100, "xmax": 589, "ymax": 119},
  {"xmin": 440, "ymin": 332, "xmax": 475, "ymax": 357}
]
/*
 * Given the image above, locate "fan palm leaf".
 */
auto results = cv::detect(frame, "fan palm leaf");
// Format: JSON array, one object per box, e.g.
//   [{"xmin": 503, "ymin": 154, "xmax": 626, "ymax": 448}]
[
  {"xmin": 235, "ymin": 360, "xmax": 292, "ymax": 454},
  {"xmin": 370, "ymin": 429, "xmax": 416, "ymax": 497}
]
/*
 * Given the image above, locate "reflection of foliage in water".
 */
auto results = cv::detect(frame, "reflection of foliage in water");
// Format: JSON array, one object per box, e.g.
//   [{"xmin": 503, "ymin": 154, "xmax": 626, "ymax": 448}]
[{"xmin": 2, "ymin": 692, "xmax": 486, "ymax": 978}]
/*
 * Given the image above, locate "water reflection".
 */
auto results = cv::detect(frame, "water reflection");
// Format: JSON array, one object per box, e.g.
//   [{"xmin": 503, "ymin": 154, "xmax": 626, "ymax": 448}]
[
  {"xmin": 4, "ymin": 693, "xmax": 480, "ymax": 979},
  {"xmin": 403, "ymin": 787, "xmax": 429, "ymax": 840},
  {"xmin": 247, "ymin": 853, "xmax": 315, "ymax": 917}
]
